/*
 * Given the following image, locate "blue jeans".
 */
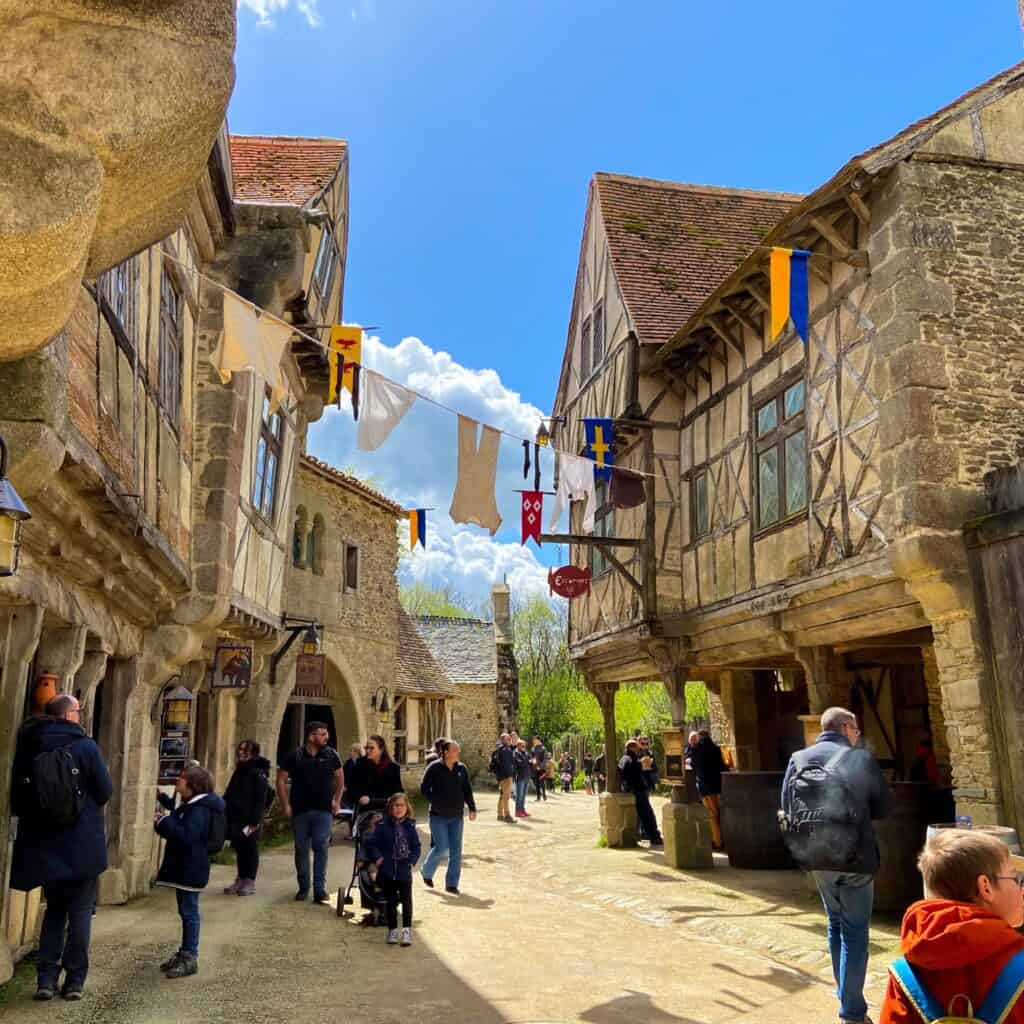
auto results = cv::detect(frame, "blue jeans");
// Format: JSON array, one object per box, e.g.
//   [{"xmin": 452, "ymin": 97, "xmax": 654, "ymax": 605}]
[
  {"xmin": 39, "ymin": 877, "xmax": 97, "ymax": 987},
  {"xmin": 421, "ymin": 815, "xmax": 464, "ymax": 889},
  {"xmin": 176, "ymin": 890, "xmax": 201, "ymax": 957},
  {"xmin": 293, "ymin": 810, "xmax": 333, "ymax": 895},
  {"xmin": 514, "ymin": 777, "xmax": 529, "ymax": 814},
  {"xmin": 813, "ymin": 871, "xmax": 874, "ymax": 1022}
]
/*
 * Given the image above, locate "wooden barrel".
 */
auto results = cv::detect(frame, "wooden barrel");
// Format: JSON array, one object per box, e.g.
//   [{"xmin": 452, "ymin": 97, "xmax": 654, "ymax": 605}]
[
  {"xmin": 873, "ymin": 782, "xmax": 933, "ymax": 913},
  {"xmin": 720, "ymin": 772, "xmax": 795, "ymax": 870}
]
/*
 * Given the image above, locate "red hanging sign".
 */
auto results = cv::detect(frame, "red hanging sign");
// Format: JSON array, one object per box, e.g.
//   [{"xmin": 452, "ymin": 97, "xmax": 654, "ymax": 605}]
[
  {"xmin": 521, "ymin": 491, "xmax": 544, "ymax": 547},
  {"xmin": 548, "ymin": 565, "xmax": 591, "ymax": 599}
]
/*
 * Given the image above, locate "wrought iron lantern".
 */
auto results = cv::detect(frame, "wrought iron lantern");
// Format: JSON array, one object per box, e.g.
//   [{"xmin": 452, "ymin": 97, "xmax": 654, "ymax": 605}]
[
  {"xmin": 161, "ymin": 679, "xmax": 194, "ymax": 730},
  {"xmin": 301, "ymin": 624, "xmax": 321, "ymax": 656},
  {"xmin": 0, "ymin": 435, "xmax": 31, "ymax": 577},
  {"xmin": 370, "ymin": 685, "xmax": 391, "ymax": 722}
]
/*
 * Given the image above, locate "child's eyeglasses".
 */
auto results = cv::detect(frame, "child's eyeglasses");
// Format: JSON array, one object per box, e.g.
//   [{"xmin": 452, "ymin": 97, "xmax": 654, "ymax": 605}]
[{"xmin": 992, "ymin": 874, "xmax": 1024, "ymax": 890}]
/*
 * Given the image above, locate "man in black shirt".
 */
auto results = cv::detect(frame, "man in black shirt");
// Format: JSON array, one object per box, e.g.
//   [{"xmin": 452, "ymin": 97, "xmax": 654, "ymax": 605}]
[
  {"xmin": 276, "ymin": 720, "xmax": 343, "ymax": 903},
  {"xmin": 420, "ymin": 740, "xmax": 476, "ymax": 895},
  {"xmin": 619, "ymin": 740, "xmax": 662, "ymax": 846}
]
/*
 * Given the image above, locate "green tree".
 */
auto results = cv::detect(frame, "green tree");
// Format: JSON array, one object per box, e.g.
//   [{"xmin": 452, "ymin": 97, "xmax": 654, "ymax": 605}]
[{"xmin": 399, "ymin": 581, "xmax": 474, "ymax": 617}]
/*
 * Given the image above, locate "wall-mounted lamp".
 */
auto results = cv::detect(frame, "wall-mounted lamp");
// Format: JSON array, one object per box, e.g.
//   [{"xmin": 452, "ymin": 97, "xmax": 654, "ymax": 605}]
[
  {"xmin": 301, "ymin": 624, "xmax": 321, "ymax": 655},
  {"xmin": 370, "ymin": 685, "xmax": 391, "ymax": 722},
  {"xmin": 0, "ymin": 435, "xmax": 31, "ymax": 577},
  {"xmin": 535, "ymin": 416, "xmax": 566, "ymax": 448}
]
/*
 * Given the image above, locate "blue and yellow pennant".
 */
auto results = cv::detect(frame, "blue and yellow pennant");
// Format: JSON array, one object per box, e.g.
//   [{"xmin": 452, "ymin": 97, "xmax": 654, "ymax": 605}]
[
  {"xmin": 770, "ymin": 248, "xmax": 811, "ymax": 344},
  {"xmin": 408, "ymin": 509, "xmax": 427, "ymax": 550},
  {"xmin": 583, "ymin": 418, "xmax": 614, "ymax": 483}
]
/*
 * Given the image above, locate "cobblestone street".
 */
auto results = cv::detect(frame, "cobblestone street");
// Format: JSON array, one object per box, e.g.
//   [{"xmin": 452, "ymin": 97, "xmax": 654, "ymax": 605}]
[{"xmin": 2, "ymin": 791, "xmax": 903, "ymax": 1023}]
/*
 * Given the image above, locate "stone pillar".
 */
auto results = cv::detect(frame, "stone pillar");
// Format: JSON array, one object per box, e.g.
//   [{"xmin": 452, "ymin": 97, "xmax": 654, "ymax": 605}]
[
  {"xmin": 920, "ymin": 643, "xmax": 952, "ymax": 780},
  {"xmin": 36, "ymin": 623, "xmax": 87, "ymax": 693},
  {"xmin": 662, "ymin": 802, "xmax": 713, "ymax": 870},
  {"xmin": 492, "ymin": 583, "xmax": 519, "ymax": 733},
  {"xmin": 717, "ymin": 670, "xmax": 760, "ymax": 770},
  {"xmin": 75, "ymin": 650, "xmax": 109, "ymax": 735},
  {"xmin": 592, "ymin": 681, "xmax": 620, "ymax": 793},
  {"xmin": 0, "ymin": 604, "xmax": 43, "ymax": 984}
]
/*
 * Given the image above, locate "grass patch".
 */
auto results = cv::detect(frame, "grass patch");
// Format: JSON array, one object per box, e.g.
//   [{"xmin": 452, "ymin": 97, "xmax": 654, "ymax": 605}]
[
  {"xmin": 0, "ymin": 958, "xmax": 35, "ymax": 1005},
  {"xmin": 596, "ymin": 835, "xmax": 609, "ymax": 849}
]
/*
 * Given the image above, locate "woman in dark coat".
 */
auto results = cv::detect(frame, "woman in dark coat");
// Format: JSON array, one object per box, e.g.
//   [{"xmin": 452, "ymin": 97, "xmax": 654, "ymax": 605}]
[
  {"xmin": 221, "ymin": 739, "xmax": 271, "ymax": 896},
  {"xmin": 349, "ymin": 734, "xmax": 403, "ymax": 811},
  {"xmin": 154, "ymin": 766, "xmax": 226, "ymax": 979}
]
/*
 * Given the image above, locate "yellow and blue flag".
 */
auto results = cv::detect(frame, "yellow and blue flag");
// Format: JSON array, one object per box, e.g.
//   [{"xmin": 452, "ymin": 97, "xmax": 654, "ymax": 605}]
[
  {"xmin": 408, "ymin": 509, "xmax": 427, "ymax": 550},
  {"xmin": 328, "ymin": 325, "xmax": 362, "ymax": 403},
  {"xmin": 583, "ymin": 418, "xmax": 614, "ymax": 483},
  {"xmin": 769, "ymin": 248, "xmax": 811, "ymax": 343}
]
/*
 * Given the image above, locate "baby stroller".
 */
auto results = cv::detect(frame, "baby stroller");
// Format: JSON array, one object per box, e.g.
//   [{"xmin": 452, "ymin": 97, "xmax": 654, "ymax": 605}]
[{"xmin": 336, "ymin": 808, "xmax": 388, "ymax": 925}]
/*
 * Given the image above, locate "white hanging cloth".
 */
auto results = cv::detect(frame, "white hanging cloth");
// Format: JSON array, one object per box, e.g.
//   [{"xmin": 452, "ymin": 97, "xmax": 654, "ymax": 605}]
[
  {"xmin": 449, "ymin": 416, "xmax": 503, "ymax": 535},
  {"xmin": 549, "ymin": 452, "xmax": 596, "ymax": 534},
  {"xmin": 214, "ymin": 291, "xmax": 293, "ymax": 411},
  {"xmin": 356, "ymin": 370, "xmax": 417, "ymax": 451}
]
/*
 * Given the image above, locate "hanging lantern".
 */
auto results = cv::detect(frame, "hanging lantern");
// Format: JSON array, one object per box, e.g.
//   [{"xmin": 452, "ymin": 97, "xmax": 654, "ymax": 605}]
[
  {"xmin": 301, "ymin": 624, "xmax": 321, "ymax": 656},
  {"xmin": 370, "ymin": 685, "xmax": 391, "ymax": 723},
  {"xmin": 161, "ymin": 680, "xmax": 194, "ymax": 730},
  {"xmin": 0, "ymin": 435, "xmax": 32, "ymax": 577},
  {"xmin": 535, "ymin": 422, "xmax": 550, "ymax": 447}
]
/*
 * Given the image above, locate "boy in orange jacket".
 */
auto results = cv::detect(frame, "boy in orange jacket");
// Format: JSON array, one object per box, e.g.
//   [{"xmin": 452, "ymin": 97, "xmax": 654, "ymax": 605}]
[{"xmin": 881, "ymin": 828, "xmax": 1024, "ymax": 1023}]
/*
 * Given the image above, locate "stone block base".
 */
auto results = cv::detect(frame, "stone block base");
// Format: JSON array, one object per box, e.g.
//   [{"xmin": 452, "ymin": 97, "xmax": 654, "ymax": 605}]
[
  {"xmin": 662, "ymin": 802, "xmax": 714, "ymax": 870},
  {"xmin": 599, "ymin": 792, "xmax": 637, "ymax": 848},
  {"xmin": 98, "ymin": 868, "xmax": 128, "ymax": 906},
  {"xmin": 0, "ymin": 939, "xmax": 12, "ymax": 984}
]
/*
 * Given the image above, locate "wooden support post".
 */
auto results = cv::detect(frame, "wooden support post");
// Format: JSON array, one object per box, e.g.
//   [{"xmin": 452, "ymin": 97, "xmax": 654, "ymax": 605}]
[
  {"xmin": 593, "ymin": 681, "xmax": 621, "ymax": 793},
  {"xmin": 642, "ymin": 429, "xmax": 658, "ymax": 621}
]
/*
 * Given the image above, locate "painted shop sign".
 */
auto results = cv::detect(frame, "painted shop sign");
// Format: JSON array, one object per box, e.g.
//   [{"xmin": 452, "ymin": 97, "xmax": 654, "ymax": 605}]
[{"xmin": 210, "ymin": 642, "xmax": 253, "ymax": 689}]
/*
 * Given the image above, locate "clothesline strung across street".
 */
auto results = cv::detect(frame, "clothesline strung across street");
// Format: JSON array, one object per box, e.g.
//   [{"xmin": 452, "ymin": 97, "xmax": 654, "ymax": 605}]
[{"xmin": 158, "ymin": 246, "xmax": 664, "ymax": 480}]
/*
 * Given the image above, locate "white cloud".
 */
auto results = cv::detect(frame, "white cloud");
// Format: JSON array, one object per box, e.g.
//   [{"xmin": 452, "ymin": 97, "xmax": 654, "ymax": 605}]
[
  {"xmin": 306, "ymin": 333, "xmax": 570, "ymax": 607},
  {"xmin": 238, "ymin": 0, "xmax": 320, "ymax": 27}
]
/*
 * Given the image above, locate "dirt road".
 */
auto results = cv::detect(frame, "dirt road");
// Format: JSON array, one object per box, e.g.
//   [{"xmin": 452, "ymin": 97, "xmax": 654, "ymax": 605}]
[{"xmin": 1, "ymin": 790, "xmax": 901, "ymax": 1023}]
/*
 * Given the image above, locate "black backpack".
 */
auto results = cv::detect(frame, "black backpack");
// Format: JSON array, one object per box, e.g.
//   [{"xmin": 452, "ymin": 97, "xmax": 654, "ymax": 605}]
[
  {"xmin": 206, "ymin": 803, "xmax": 227, "ymax": 856},
  {"xmin": 23, "ymin": 746, "xmax": 86, "ymax": 829},
  {"xmin": 488, "ymin": 748, "xmax": 501, "ymax": 775},
  {"xmin": 780, "ymin": 748, "xmax": 861, "ymax": 870}
]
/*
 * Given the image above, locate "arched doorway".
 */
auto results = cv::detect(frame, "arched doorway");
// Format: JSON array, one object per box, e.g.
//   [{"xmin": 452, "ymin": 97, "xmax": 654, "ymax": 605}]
[{"xmin": 275, "ymin": 655, "xmax": 362, "ymax": 759}]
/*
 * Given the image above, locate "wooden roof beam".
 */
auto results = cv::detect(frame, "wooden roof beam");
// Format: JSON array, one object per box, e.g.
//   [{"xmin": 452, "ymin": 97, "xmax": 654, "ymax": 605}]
[
  {"xmin": 846, "ymin": 192, "xmax": 871, "ymax": 227},
  {"xmin": 810, "ymin": 215, "xmax": 868, "ymax": 267},
  {"xmin": 720, "ymin": 300, "xmax": 762, "ymax": 339},
  {"xmin": 707, "ymin": 316, "xmax": 745, "ymax": 358}
]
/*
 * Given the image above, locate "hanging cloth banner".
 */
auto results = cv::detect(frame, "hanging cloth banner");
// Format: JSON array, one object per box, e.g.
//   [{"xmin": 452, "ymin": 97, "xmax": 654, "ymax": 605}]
[
  {"xmin": 214, "ymin": 292, "xmax": 293, "ymax": 411},
  {"xmin": 408, "ymin": 509, "xmax": 427, "ymax": 550},
  {"xmin": 328, "ymin": 325, "xmax": 362, "ymax": 402},
  {"xmin": 769, "ymin": 248, "xmax": 811, "ymax": 343},
  {"xmin": 583, "ymin": 418, "xmax": 615, "ymax": 483},
  {"xmin": 609, "ymin": 467, "xmax": 646, "ymax": 509},
  {"xmin": 521, "ymin": 491, "xmax": 544, "ymax": 547},
  {"xmin": 356, "ymin": 370, "xmax": 416, "ymax": 450},
  {"xmin": 449, "ymin": 416, "xmax": 503, "ymax": 535},
  {"xmin": 549, "ymin": 452, "xmax": 596, "ymax": 534}
]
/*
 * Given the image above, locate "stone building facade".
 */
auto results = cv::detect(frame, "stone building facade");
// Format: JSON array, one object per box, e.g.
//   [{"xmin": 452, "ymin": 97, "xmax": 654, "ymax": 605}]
[
  {"xmin": 550, "ymin": 61, "xmax": 1024, "ymax": 832},
  {"xmin": 0, "ymin": 127, "xmax": 349, "ymax": 979}
]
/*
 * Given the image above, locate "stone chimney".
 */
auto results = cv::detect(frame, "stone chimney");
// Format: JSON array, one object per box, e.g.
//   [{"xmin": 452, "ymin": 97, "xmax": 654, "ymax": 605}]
[{"xmin": 491, "ymin": 582, "xmax": 518, "ymax": 732}]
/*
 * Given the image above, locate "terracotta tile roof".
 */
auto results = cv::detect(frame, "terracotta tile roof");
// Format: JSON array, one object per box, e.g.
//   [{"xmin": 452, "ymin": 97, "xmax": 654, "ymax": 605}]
[
  {"xmin": 396, "ymin": 611, "xmax": 459, "ymax": 697},
  {"xmin": 594, "ymin": 174, "xmax": 801, "ymax": 349},
  {"xmin": 299, "ymin": 455, "xmax": 405, "ymax": 517},
  {"xmin": 229, "ymin": 135, "xmax": 347, "ymax": 205},
  {"xmin": 410, "ymin": 616, "xmax": 497, "ymax": 685}
]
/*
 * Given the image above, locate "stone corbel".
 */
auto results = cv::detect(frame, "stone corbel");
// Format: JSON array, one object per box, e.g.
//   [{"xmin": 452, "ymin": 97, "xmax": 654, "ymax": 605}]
[
  {"xmin": 648, "ymin": 638, "xmax": 690, "ymax": 726},
  {"xmin": 75, "ymin": 650, "xmax": 109, "ymax": 732},
  {"xmin": 37, "ymin": 624, "xmax": 88, "ymax": 693}
]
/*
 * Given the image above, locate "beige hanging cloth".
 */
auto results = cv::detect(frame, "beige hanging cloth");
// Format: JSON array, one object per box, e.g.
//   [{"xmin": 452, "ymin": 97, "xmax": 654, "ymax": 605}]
[
  {"xmin": 449, "ymin": 416, "xmax": 503, "ymax": 535},
  {"xmin": 213, "ymin": 291, "xmax": 293, "ymax": 411}
]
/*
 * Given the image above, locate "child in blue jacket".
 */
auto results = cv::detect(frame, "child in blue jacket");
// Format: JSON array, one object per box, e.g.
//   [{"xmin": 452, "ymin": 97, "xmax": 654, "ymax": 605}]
[
  {"xmin": 364, "ymin": 792, "xmax": 421, "ymax": 947},
  {"xmin": 154, "ymin": 766, "xmax": 226, "ymax": 978}
]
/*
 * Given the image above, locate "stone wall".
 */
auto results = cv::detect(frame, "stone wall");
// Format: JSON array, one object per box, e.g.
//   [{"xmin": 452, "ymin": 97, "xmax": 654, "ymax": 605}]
[
  {"xmin": 451, "ymin": 682, "xmax": 498, "ymax": 779},
  {"xmin": 871, "ymin": 149, "xmax": 1024, "ymax": 822}
]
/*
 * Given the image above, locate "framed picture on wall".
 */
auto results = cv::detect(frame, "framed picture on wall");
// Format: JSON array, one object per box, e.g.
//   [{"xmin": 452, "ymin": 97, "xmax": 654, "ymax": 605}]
[
  {"xmin": 210, "ymin": 642, "xmax": 253, "ymax": 689},
  {"xmin": 158, "ymin": 757, "xmax": 186, "ymax": 783},
  {"xmin": 160, "ymin": 736, "xmax": 188, "ymax": 759}
]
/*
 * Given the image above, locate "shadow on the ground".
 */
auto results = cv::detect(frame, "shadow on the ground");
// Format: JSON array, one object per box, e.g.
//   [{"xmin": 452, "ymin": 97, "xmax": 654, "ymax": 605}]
[
  {"xmin": 579, "ymin": 989, "xmax": 700, "ymax": 1023},
  {"xmin": 435, "ymin": 891, "xmax": 495, "ymax": 910},
  {"xmin": 713, "ymin": 960, "xmax": 820, "ymax": 995}
]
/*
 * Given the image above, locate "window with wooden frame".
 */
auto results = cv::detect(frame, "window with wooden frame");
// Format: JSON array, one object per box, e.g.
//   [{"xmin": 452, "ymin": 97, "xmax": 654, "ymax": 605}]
[
  {"xmin": 589, "ymin": 480, "xmax": 615, "ymax": 576},
  {"xmin": 158, "ymin": 268, "xmax": 183, "ymax": 427},
  {"xmin": 99, "ymin": 256, "xmax": 140, "ymax": 349},
  {"xmin": 343, "ymin": 543, "xmax": 360, "ymax": 592},
  {"xmin": 579, "ymin": 314, "xmax": 592, "ymax": 383},
  {"xmin": 251, "ymin": 390, "xmax": 284, "ymax": 522},
  {"xmin": 693, "ymin": 471, "xmax": 710, "ymax": 539},
  {"xmin": 591, "ymin": 301, "xmax": 605, "ymax": 368},
  {"xmin": 309, "ymin": 514, "xmax": 326, "ymax": 575},
  {"xmin": 754, "ymin": 374, "xmax": 807, "ymax": 531},
  {"xmin": 310, "ymin": 223, "xmax": 338, "ymax": 312}
]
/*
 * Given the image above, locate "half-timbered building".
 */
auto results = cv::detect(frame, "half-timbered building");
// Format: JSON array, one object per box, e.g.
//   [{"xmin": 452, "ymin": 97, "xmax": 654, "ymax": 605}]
[{"xmin": 550, "ymin": 62, "xmax": 1024, "ymax": 851}]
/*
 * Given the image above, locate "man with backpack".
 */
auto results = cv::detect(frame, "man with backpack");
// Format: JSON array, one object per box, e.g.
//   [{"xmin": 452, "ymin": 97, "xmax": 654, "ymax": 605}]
[
  {"xmin": 10, "ymin": 694, "xmax": 113, "ymax": 1001},
  {"xmin": 780, "ymin": 706, "xmax": 891, "ymax": 1024},
  {"xmin": 490, "ymin": 733, "xmax": 515, "ymax": 822}
]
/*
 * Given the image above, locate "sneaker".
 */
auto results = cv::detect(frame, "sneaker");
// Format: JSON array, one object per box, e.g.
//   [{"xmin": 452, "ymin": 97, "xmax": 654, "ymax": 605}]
[
  {"xmin": 445, "ymin": 886, "xmax": 460, "ymax": 895},
  {"xmin": 387, "ymin": 929, "xmax": 400, "ymax": 945},
  {"xmin": 649, "ymin": 838, "xmax": 664, "ymax": 847},
  {"xmin": 294, "ymin": 889, "xmax": 309, "ymax": 901},
  {"xmin": 159, "ymin": 951, "xmax": 184, "ymax": 973},
  {"xmin": 223, "ymin": 878, "xmax": 242, "ymax": 895},
  {"xmin": 514, "ymin": 810, "xmax": 526, "ymax": 818},
  {"xmin": 238, "ymin": 879, "xmax": 256, "ymax": 896},
  {"xmin": 313, "ymin": 891, "xmax": 330, "ymax": 905},
  {"xmin": 34, "ymin": 987, "xmax": 56, "ymax": 1002},
  {"xmin": 165, "ymin": 954, "xmax": 198, "ymax": 979},
  {"xmin": 61, "ymin": 982, "xmax": 84, "ymax": 1001},
  {"xmin": 401, "ymin": 928, "xmax": 412, "ymax": 947},
  {"xmin": 422, "ymin": 876, "xmax": 434, "ymax": 889},
  {"xmin": 504, "ymin": 815, "xmax": 516, "ymax": 823}
]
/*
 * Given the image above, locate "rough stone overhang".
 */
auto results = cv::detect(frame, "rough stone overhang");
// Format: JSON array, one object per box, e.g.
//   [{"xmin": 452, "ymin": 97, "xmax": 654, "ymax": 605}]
[
  {"xmin": 651, "ymin": 59, "xmax": 1024, "ymax": 373},
  {"xmin": 0, "ymin": 1, "xmax": 236, "ymax": 360}
]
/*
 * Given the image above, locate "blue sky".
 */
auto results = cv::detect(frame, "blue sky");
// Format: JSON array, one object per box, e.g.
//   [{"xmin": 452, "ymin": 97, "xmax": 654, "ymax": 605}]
[{"xmin": 229, "ymin": 1, "xmax": 1022, "ymax": 603}]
